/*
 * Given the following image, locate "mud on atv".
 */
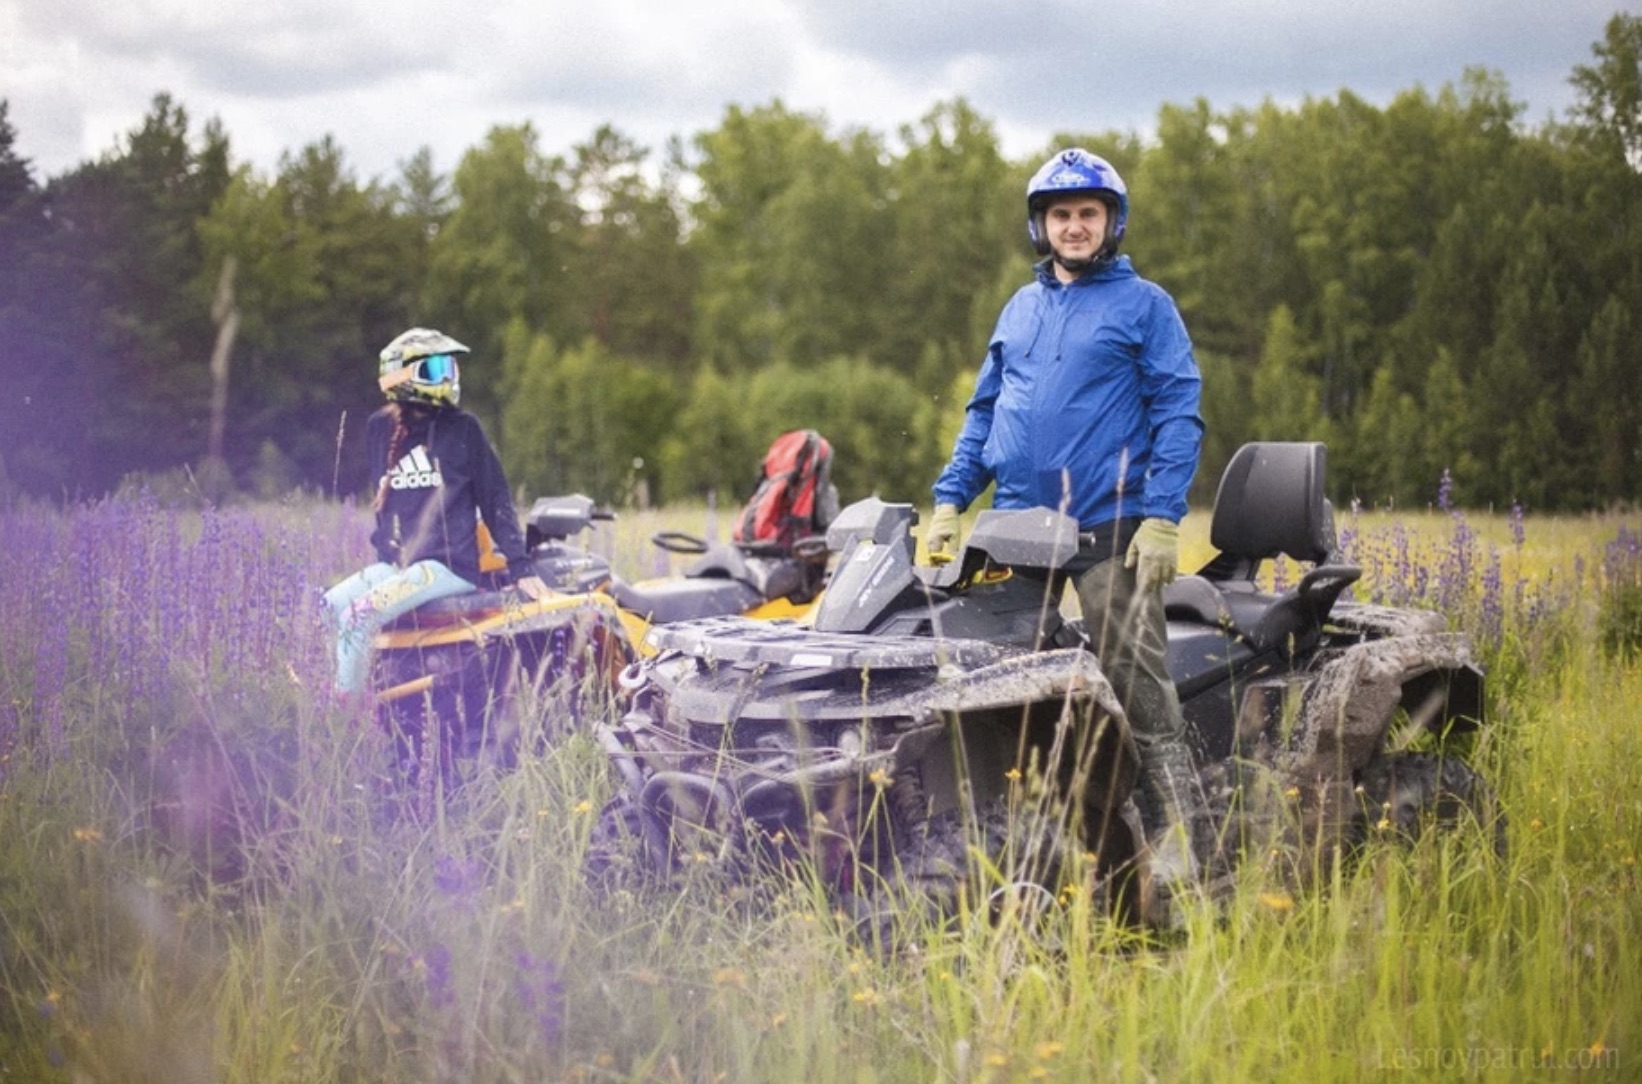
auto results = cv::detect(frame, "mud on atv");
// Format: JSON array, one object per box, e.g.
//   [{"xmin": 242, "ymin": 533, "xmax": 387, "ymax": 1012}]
[
  {"xmin": 590, "ymin": 442, "xmax": 1497, "ymax": 932},
  {"xmin": 369, "ymin": 493, "xmax": 830, "ymax": 784}
]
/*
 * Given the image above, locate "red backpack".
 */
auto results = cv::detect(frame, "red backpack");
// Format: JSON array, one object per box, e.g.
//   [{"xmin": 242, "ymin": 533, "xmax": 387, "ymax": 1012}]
[{"xmin": 734, "ymin": 430, "xmax": 834, "ymax": 551}]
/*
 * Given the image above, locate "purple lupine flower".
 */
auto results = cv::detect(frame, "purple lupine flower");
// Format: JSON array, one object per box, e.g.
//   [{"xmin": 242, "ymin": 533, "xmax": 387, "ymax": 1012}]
[
  {"xmin": 422, "ymin": 942, "xmax": 455, "ymax": 1011},
  {"xmin": 1479, "ymin": 549, "xmax": 1504, "ymax": 651},
  {"xmin": 434, "ymin": 853, "xmax": 484, "ymax": 898},
  {"xmin": 512, "ymin": 950, "xmax": 565, "ymax": 1049},
  {"xmin": 38, "ymin": 604, "xmax": 69, "ymax": 759}
]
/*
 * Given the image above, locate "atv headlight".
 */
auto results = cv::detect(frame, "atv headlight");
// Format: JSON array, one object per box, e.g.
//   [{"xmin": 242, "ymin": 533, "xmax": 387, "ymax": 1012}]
[{"xmin": 419, "ymin": 644, "xmax": 466, "ymax": 679}]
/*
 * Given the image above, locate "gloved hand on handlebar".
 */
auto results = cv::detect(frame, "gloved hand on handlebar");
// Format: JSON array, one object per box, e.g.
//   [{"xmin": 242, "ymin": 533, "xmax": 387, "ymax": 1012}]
[
  {"xmin": 1125, "ymin": 517, "xmax": 1180, "ymax": 593},
  {"xmin": 923, "ymin": 504, "xmax": 963, "ymax": 563},
  {"xmin": 513, "ymin": 574, "xmax": 550, "ymax": 600}
]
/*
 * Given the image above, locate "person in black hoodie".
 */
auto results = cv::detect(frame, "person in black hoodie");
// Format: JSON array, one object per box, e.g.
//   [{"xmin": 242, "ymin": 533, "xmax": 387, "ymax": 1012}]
[{"xmin": 322, "ymin": 327, "xmax": 547, "ymax": 698}]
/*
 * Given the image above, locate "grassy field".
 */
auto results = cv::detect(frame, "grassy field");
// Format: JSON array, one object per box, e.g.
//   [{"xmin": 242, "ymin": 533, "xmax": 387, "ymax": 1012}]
[{"xmin": 0, "ymin": 492, "xmax": 1636, "ymax": 1082}]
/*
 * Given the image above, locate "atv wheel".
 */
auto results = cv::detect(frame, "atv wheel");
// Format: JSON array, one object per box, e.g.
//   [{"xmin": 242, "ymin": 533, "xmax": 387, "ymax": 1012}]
[
  {"xmin": 873, "ymin": 794, "xmax": 1075, "ymax": 941},
  {"xmin": 584, "ymin": 793, "xmax": 654, "ymax": 889},
  {"xmin": 1355, "ymin": 752, "xmax": 1507, "ymax": 857},
  {"xmin": 1202, "ymin": 758, "xmax": 1299, "ymax": 876}
]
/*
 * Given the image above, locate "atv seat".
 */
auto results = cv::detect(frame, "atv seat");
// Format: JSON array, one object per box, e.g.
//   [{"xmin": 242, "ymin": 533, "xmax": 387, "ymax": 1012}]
[
  {"xmin": 682, "ymin": 544, "xmax": 820, "ymax": 602},
  {"xmin": 608, "ymin": 576, "xmax": 763, "ymax": 626},
  {"xmin": 383, "ymin": 588, "xmax": 512, "ymax": 630},
  {"xmin": 1164, "ymin": 441, "xmax": 1361, "ymax": 659}
]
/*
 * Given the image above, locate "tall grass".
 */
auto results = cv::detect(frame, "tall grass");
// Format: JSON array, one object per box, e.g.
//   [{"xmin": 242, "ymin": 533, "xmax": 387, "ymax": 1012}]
[{"xmin": 0, "ymin": 492, "xmax": 1635, "ymax": 1082}]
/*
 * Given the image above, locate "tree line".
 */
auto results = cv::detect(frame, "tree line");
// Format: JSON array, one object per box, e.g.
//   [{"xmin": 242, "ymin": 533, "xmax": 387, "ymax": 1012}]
[{"xmin": 1, "ymin": 14, "xmax": 1638, "ymax": 513}]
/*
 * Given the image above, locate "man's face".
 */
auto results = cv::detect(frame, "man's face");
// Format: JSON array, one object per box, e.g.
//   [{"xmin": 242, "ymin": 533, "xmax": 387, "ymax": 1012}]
[{"xmin": 1043, "ymin": 194, "xmax": 1109, "ymax": 272}]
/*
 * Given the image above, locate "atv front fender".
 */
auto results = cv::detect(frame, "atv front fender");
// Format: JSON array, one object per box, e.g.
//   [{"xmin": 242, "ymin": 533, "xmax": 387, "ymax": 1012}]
[
  {"xmin": 887, "ymin": 648, "xmax": 1140, "ymax": 821},
  {"xmin": 1275, "ymin": 632, "xmax": 1483, "ymax": 781},
  {"xmin": 1249, "ymin": 632, "xmax": 1484, "ymax": 845}
]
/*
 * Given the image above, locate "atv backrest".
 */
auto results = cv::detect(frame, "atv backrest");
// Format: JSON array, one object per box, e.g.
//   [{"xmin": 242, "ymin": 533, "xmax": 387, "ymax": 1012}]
[{"xmin": 1201, "ymin": 442, "xmax": 1338, "ymax": 580}]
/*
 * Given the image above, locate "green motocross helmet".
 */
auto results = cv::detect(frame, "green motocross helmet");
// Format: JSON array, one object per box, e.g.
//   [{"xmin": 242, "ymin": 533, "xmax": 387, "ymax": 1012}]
[{"xmin": 377, "ymin": 327, "xmax": 469, "ymax": 407}]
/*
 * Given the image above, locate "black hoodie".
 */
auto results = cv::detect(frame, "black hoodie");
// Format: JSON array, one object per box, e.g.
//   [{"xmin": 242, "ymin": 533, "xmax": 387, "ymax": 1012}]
[{"xmin": 366, "ymin": 403, "xmax": 530, "ymax": 586}]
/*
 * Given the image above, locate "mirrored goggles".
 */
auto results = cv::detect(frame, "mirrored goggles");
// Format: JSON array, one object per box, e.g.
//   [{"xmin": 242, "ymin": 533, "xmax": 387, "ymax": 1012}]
[{"xmin": 413, "ymin": 354, "xmax": 459, "ymax": 384}]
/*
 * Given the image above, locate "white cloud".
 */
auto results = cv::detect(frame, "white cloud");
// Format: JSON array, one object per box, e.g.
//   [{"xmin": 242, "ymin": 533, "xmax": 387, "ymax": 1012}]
[{"xmin": 0, "ymin": 0, "xmax": 1624, "ymax": 182}]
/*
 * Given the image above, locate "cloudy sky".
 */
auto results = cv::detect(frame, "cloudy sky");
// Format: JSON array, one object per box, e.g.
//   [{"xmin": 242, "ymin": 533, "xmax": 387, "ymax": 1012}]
[{"xmin": 1, "ymin": 0, "xmax": 1630, "ymax": 183}]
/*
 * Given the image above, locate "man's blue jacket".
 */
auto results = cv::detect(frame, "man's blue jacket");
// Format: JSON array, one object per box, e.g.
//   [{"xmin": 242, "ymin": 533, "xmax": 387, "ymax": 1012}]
[{"xmin": 933, "ymin": 255, "xmax": 1204, "ymax": 530}]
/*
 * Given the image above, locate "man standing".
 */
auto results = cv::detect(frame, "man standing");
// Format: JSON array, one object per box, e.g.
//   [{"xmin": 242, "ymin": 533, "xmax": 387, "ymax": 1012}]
[{"xmin": 925, "ymin": 147, "xmax": 1211, "ymax": 906}]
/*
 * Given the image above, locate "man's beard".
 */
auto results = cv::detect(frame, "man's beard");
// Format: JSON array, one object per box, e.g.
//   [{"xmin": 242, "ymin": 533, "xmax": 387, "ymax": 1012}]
[{"xmin": 1053, "ymin": 246, "xmax": 1108, "ymax": 275}]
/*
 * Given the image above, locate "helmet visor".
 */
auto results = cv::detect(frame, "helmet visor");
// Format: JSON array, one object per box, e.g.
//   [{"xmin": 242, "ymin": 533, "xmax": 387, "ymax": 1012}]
[{"xmin": 414, "ymin": 354, "xmax": 459, "ymax": 384}]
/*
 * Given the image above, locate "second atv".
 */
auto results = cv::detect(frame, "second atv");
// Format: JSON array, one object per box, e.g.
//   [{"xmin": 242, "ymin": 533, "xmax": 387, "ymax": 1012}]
[{"xmin": 370, "ymin": 430, "xmax": 838, "ymax": 781}]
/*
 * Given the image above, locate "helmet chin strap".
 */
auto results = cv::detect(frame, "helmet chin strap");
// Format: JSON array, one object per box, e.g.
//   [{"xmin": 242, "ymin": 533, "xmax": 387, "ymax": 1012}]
[{"xmin": 1052, "ymin": 247, "xmax": 1113, "ymax": 276}]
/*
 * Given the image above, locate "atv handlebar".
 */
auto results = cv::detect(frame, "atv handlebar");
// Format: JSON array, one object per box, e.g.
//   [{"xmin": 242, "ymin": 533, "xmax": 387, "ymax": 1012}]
[{"xmin": 651, "ymin": 530, "xmax": 709, "ymax": 555}]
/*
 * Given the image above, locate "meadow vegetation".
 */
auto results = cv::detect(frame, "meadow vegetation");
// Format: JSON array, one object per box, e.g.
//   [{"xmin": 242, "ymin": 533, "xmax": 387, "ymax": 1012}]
[{"xmin": 0, "ymin": 491, "xmax": 1636, "ymax": 1082}]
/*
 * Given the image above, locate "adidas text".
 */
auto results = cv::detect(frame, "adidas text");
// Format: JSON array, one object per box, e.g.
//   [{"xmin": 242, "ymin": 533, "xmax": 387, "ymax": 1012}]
[{"xmin": 390, "ymin": 470, "xmax": 443, "ymax": 489}]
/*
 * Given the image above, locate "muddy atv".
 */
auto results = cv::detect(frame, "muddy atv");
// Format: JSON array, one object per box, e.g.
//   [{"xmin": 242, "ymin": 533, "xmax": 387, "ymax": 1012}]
[
  {"xmin": 370, "ymin": 492, "xmax": 830, "ymax": 783},
  {"xmin": 591, "ymin": 441, "xmax": 1495, "ymax": 931}
]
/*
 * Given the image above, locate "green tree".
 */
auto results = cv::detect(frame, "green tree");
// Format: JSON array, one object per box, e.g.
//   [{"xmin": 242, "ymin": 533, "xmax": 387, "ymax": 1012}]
[
  {"xmin": 687, "ymin": 103, "xmax": 892, "ymax": 370},
  {"xmin": 197, "ymin": 138, "xmax": 424, "ymax": 497},
  {"xmin": 423, "ymin": 124, "xmax": 576, "ymax": 417},
  {"xmin": 1568, "ymin": 13, "xmax": 1642, "ymax": 167},
  {"xmin": 1570, "ymin": 293, "xmax": 1640, "ymax": 505},
  {"xmin": 1193, "ymin": 346, "xmax": 1250, "ymax": 504},
  {"xmin": 1128, "ymin": 100, "xmax": 1258, "ymax": 359},
  {"xmin": 1349, "ymin": 366, "xmax": 1425, "ymax": 508},
  {"xmin": 565, "ymin": 125, "xmax": 695, "ymax": 371},
  {"xmin": 0, "ymin": 101, "xmax": 32, "ymax": 213},
  {"xmin": 18, "ymin": 95, "xmax": 232, "ymax": 495},
  {"xmin": 394, "ymin": 146, "xmax": 453, "ymax": 241},
  {"xmin": 880, "ymin": 99, "xmax": 1015, "ymax": 388},
  {"xmin": 1250, "ymin": 304, "xmax": 1328, "ymax": 443},
  {"xmin": 499, "ymin": 327, "xmax": 683, "ymax": 504},
  {"xmin": 658, "ymin": 365, "xmax": 762, "ymax": 503},
  {"xmin": 0, "ymin": 100, "xmax": 54, "ymax": 492}
]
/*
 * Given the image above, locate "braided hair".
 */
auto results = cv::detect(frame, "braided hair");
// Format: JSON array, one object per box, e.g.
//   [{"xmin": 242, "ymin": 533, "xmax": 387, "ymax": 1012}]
[{"xmin": 373, "ymin": 402, "xmax": 414, "ymax": 514}]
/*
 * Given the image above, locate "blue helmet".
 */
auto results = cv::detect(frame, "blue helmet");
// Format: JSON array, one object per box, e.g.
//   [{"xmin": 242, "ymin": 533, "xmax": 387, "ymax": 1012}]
[{"xmin": 1025, "ymin": 148, "xmax": 1128, "ymax": 261}]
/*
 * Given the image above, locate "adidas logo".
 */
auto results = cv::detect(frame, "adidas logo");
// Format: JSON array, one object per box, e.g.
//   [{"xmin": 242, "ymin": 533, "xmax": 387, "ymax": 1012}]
[{"xmin": 386, "ymin": 445, "xmax": 443, "ymax": 490}]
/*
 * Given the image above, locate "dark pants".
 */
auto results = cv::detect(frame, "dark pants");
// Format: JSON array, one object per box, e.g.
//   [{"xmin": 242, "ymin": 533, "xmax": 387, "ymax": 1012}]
[
  {"xmin": 1075, "ymin": 556, "xmax": 1209, "ymax": 886},
  {"xmin": 1073, "ymin": 556, "xmax": 1185, "ymax": 749}
]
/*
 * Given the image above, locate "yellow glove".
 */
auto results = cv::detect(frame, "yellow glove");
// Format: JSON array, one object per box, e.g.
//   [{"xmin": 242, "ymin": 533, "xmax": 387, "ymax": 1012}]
[
  {"xmin": 513, "ymin": 574, "xmax": 550, "ymax": 601},
  {"xmin": 1125, "ymin": 517, "xmax": 1180, "ymax": 592},
  {"xmin": 924, "ymin": 503, "xmax": 963, "ymax": 562}
]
